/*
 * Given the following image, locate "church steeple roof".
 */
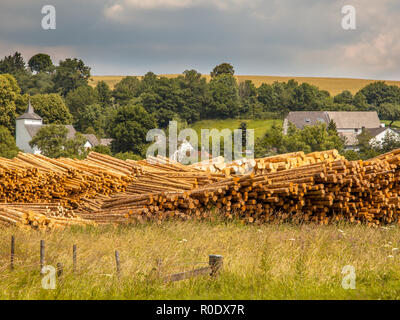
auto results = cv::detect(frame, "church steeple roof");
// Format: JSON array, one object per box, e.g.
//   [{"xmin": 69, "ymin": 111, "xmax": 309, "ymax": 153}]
[{"xmin": 16, "ymin": 99, "xmax": 42, "ymax": 121}]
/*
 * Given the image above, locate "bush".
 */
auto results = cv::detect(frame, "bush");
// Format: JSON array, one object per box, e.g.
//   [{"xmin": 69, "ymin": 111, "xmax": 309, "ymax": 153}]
[{"xmin": 114, "ymin": 152, "xmax": 142, "ymax": 161}]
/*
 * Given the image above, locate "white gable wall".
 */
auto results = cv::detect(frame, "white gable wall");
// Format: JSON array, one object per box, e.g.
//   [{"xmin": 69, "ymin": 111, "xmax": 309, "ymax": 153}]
[
  {"xmin": 16, "ymin": 119, "xmax": 38, "ymax": 153},
  {"xmin": 370, "ymin": 128, "xmax": 400, "ymax": 146},
  {"xmin": 171, "ymin": 140, "xmax": 195, "ymax": 163},
  {"xmin": 16, "ymin": 120, "xmax": 92, "ymax": 154},
  {"xmin": 23, "ymin": 119, "xmax": 42, "ymax": 125},
  {"xmin": 84, "ymin": 141, "xmax": 93, "ymax": 149}
]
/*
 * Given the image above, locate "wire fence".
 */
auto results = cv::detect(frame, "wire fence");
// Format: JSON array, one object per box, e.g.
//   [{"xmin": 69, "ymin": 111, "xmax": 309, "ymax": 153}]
[{"xmin": 2, "ymin": 235, "xmax": 223, "ymax": 285}]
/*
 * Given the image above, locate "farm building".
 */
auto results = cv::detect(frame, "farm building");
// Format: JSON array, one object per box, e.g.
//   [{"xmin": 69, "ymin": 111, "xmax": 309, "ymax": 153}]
[
  {"xmin": 170, "ymin": 139, "xmax": 210, "ymax": 163},
  {"xmin": 283, "ymin": 111, "xmax": 399, "ymax": 150},
  {"xmin": 16, "ymin": 100, "xmax": 111, "ymax": 154}
]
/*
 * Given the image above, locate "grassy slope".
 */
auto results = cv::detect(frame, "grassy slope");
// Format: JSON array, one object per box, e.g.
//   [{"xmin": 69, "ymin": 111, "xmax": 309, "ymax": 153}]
[
  {"xmin": 383, "ymin": 120, "xmax": 400, "ymax": 129},
  {"xmin": 188, "ymin": 119, "xmax": 282, "ymax": 141},
  {"xmin": 1, "ymin": 221, "xmax": 400, "ymax": 299},
  {"xmin": 90, "ymin": 75, "xmax": 400, "ymax": 96}
]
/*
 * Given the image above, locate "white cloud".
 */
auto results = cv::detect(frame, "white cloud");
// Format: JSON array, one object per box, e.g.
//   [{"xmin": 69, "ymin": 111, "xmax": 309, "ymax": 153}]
[
  {"xmin": 104, "ymin": 0, "xmax": 196, "ymax": 19},
  {"xmin": 104, "ymin": 0, "xmax": 255, "ymax": 21}
]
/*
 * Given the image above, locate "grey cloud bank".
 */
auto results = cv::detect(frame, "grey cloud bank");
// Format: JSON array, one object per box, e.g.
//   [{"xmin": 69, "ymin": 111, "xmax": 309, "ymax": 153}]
[{"xmin": 0, "ymin": 0, "xmax": 398, "ymax": 80}]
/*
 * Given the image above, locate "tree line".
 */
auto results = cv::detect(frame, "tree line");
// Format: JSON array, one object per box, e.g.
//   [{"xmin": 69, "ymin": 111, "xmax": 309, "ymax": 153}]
[{"xmin": 1, "ymin": 52, "xmax": 400, "ymax": 159}]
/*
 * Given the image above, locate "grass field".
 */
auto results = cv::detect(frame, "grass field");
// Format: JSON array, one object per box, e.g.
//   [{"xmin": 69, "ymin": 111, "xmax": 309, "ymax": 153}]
[
  {"xmin": 1, "ymin": 220, "xmax": 400, "ymax": 300},
  {"xmin": 188, "ymin": 119, "xmax": 282, "ymax": 141},
  {"xmin": 383, "ymin": 120, "xmax": 400, "ymax": 129},
  {"xmin": 90, "ymin": 75, "xmax": 400, "ymax": 96}
]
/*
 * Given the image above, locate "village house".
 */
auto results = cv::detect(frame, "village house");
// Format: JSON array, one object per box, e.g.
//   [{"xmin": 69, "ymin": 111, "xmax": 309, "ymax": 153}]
[
  {"xmin": 15, "ymin": 100, "xmax": 112, "ymax": 154},
  {"xmin": 283, "ymin": 111, "xmax": 400, "ymax": 150},
  {"xmin": 170, "ymin": 139, "xmax": 210, "ymax": 163}
]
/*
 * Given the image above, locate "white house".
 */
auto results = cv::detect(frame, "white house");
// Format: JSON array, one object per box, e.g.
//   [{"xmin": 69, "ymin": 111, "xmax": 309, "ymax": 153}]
[
  {"xmin": 16, "ymin": 100, "xmax": 112, "ymax": 154},
  {"xmin": 170, "ymin": 139, "xmax": 196, "ymax": 163},
  {"xmin": 368, "ymin": 127, "xmax": 400, "ymax": 147},
  {"xmin": 16, "ymin": 100, "xmax": 45, "ymax": 154},
  {"xmin": 283, "ymin": 111, "xmax": 399, "ymax": 150},
  {"xmin": 82, "ymin": 133, "xmax": 112, "ymax": 149}
]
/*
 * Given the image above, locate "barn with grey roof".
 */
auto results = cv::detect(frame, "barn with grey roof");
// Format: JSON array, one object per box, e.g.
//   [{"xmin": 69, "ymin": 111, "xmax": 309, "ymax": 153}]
[{"xmin": 283, "ymin": 111, "xmax": 399, "ymax": 150}]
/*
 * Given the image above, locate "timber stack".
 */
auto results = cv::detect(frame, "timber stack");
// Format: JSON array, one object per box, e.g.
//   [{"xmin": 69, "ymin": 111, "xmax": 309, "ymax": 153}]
[
  {"xmin": 0, "ymin": 203, "xmax": 96, "ymax": 230},
  {"xmin": 77, "ymin": 154, "xmax": 226, "ymax": 224},
  {"xmin": 0, "ymin": 152, "xmax": 134, "ymax": 206},
  {"xmin": 189, "ymin": 150, "xmax": 345, "ymax": 175},
  {"xmin": 115, "ymin": 149, "xmax": 400, "ymax": 227},
  {"xmin": 3, "ymin": 149, "xmax": 400, "ymax": 229}
]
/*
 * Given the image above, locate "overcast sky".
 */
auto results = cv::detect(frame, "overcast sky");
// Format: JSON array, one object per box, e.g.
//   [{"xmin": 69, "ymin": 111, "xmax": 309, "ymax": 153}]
[{"xmin": 0, "ymin": 0, "xmax": 399, "ymax": 79}]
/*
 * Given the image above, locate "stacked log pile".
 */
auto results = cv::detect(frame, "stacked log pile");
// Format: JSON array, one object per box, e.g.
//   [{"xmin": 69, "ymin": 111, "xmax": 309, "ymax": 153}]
[
  {"xmin": 124, "ymin": 156, "xmax": 225, "ymax": 194},
  {"xmin": 0, "ymin": 151, "xmax": 228, "ymax": 227},
  {"xmin": 0, "ymin": 152, "xmax": 134, "ymax": 206},
  {"xmin": 189, "ymin": 156, "xmax": 225, "ymax": 172},
  {"xmin": 189, "ymin": 150, "xmax": 345, "ymax": 175},
  {"xmin": 4, "ymin": 148, "xmax": 400, "ymax": 229},
  {"xmin": 76, "ymin": 155, "xmax": 226, "ymax": 224},
  {"xmin": 104, "ymin": 149, "xmax": 400, "ymax": 227},
  {"xmin": 0, "ymin": 203, "xmax": 95, "ymax": 230}
]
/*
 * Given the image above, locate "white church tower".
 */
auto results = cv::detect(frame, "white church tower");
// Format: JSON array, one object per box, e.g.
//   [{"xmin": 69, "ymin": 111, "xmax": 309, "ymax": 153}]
[{"xmin": 16, "ymin": 100, "xmax": 43, "ymax": 154}]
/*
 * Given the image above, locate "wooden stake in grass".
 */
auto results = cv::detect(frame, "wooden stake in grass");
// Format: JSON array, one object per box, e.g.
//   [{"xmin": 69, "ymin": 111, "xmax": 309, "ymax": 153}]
[
  {"xmin": 72, "ymin": 244, "xmax": 77, "ymax": 273},
  {"xmin": 209, "ymin": 254, "xmax": 223, "ymax": 277},
  {"xmin": 156, "ymin": 258, "xmax": 162, "ymax": 278},
  {"xmin": 115, "ymin": 250, "xmax": 121, "ymax": 277},
  {"xmin": 40, "ymin": 240, "xmax": 45, "ymax": 273},
  {"xmin": 10, "ymin": 235, "xmax": 15, "ymax": 271},
  {"xmin": 57, "ymin": 262, "xmax": 63, "ymax": 278}
]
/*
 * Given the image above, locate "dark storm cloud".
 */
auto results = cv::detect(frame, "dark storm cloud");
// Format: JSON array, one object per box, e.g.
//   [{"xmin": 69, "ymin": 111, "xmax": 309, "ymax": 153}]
[{"xmin": 0, "ymin": 0, "xmax": 398, "ymax": 79}]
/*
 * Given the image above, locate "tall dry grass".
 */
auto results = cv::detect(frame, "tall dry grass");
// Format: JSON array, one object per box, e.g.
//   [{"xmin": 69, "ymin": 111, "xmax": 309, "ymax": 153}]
[{"xmin": 0, "ymin": 220, "xmax": 400, "ymax": 299}]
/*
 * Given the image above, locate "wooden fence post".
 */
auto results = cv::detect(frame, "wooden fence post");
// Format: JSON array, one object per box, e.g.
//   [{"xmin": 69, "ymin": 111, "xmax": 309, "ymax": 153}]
[
  {"xmin": 72, "ymin": 244, "xmax": 77, "ymax": 273},
  {"xmin": 209, "ymin": 254, "xmax": 223, "ymax": 277},
  {"xmin": 57, "ymin": 262, "xmax": 63, "ymax": 278},
  {"xmin": 156, "ymin": 258, "xmax": 162, "ymax": 278},
  {"xmin": 10, "ymin": 235, "xmax": 15, "ymax": 271},
  {"xmin": 115, "ymin": 250, "xmax": 121, "ymax": 277},
  {"xmin": 40, "ymin": 240, "xmax": 45, "ymax": 272}
]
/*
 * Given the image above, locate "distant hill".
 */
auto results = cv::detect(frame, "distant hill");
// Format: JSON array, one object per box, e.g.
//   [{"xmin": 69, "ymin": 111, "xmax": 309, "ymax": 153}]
[{"xmin": 89, "ymin": 75, "xmax": 400, "ymax": 96}]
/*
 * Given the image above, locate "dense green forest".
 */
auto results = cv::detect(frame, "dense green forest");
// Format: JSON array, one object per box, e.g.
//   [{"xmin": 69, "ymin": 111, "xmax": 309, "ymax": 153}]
[{"xmin": 1, "ymin": 52, "xmax": 400, "ymax": 160}]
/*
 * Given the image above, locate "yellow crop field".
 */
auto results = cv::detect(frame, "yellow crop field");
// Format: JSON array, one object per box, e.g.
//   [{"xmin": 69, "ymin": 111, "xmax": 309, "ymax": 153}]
[{"xmin": 90, "ymin": 74, "xmax": 400, "ymax": 96}]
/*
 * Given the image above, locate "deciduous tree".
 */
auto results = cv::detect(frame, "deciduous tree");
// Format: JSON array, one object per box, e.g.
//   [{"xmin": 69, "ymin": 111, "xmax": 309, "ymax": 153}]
[
  {"xmin": 53, "ymin": 58, "xmax": 91, "ymax": 96},
  {"xmin": 207, "ymin": 74, "xmax": 240, "ymax": 119},
  {"xmin": 0, "ymin": 74, "xmax": 21, "ymax": 132},
  {"xmin": 29, "ymin": 125, "xmax": 68, "ymax": 158},
  {"xmin": 28, "ymin": 54, "xmax": 54, "ymax": 73},
  {"xmin": 29, "ymin": 124, "xmax": 87, "ymax": 158},
  {"xmin": 107, "ymin": 104, "xmax": 157, "ymax": 155},
  {"xmin": 30, "ymin": 93, "xmax": 73, "ymax": 124},
  {"xmin": 0, "ymin": 126, "xmax": 19, "ymax": 158},
  {"xmin": 112, "ymin": 76, "xmax": 141, "ymax": 105},
  {"xmin": 211, "ymin": 63, "xmax": 235, "ymax": 78}
]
